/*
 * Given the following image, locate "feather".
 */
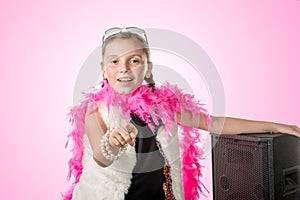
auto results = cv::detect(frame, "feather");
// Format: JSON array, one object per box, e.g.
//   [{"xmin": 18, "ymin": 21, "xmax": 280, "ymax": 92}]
[{"xmin": 62, "ymin": 80, "xmax": 210, "ymax": 200}]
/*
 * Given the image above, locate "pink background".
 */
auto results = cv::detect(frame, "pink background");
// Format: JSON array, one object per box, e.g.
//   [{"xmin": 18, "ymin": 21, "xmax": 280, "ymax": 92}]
[{"xmin": 1, "ymin": 0, "xmax": 299, "ymax": 199}]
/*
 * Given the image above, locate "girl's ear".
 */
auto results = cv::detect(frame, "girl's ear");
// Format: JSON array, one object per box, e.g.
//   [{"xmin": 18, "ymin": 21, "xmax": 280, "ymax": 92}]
[
  {"xmin": 101, "ymin": 62, "xmax": 107, "ymax": 79},
  {"xmin": 145, "ymin": 62, "xmax": 153, "ymax": 78}
]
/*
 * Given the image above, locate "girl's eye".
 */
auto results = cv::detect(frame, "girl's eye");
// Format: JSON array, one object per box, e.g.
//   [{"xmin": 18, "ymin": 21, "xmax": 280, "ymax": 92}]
[
  {"xmin": 129, "ymin": 58, "xmax": 141, "ymax": 65},
  {"xmin": 111, "ymin": 59, "xmax": 118, "ymax": 64}
]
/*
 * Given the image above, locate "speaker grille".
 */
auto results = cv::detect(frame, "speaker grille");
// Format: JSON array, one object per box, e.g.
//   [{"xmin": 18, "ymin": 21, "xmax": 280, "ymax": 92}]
[{"xmin": 213, "ymin": 136, "xmax": 269, "ymax": 200}]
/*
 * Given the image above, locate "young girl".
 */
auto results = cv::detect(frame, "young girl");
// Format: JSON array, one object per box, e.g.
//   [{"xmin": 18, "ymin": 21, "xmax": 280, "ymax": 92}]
[{"xmin": 63, "ymin": 27, "xmax": 300, "ymax": 200}]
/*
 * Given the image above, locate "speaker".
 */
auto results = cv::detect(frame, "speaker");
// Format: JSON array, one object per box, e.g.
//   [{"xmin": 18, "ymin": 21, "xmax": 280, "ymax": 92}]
[{"xmin": 211, "ymin": 133, "xmax": 300, "ymax": 200}]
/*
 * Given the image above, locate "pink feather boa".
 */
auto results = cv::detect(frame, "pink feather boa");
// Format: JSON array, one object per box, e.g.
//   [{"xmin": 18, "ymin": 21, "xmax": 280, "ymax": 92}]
[{"xmin": 62, "ymin": 81, "xmax": 210, "ymax": 200}]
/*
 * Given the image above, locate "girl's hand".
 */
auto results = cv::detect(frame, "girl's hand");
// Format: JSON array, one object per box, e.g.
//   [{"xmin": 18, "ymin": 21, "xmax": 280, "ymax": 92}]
[
  {"xmin": 276, "ymin": 124, "xmax": 300, "ymax": 137},
  {"xmin": 108, "ymin": 123, "xmax": 137, "ymax": 148}
]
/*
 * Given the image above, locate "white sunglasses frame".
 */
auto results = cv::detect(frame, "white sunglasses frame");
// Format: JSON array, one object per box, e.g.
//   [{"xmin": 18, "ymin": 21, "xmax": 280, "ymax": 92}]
[{"xmin": 102, "ymin": 27, "xmax": 148, "ymax": 44}]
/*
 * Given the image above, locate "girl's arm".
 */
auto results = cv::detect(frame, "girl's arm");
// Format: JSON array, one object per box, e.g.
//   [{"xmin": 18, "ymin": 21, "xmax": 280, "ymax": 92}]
[
  {"xmin": 207, "ymin": 116, "xmax": 300, "ymax": 137},
  {"xmin": 85, "ymin": 108, "xmax": 114, "ymax": 167},
  {"xmin": 176, "ymin": 111, "xmax": 300, "ymax": 137},
  {"xmin": 85, "ymin": 104, "xmax": 137, "ymax": 168}
]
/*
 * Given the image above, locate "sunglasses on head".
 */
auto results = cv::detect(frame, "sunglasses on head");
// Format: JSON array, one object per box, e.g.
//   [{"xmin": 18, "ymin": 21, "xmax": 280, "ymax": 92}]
[{"xmin": 102, "ymin": 27, "xmax": 148, "ymax": 44}]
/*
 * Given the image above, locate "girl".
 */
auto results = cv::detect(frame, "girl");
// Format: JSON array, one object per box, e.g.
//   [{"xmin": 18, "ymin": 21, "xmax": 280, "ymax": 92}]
[{"xmin": 63, "ymin": 27, "xmax": 300, "ymax": 200}]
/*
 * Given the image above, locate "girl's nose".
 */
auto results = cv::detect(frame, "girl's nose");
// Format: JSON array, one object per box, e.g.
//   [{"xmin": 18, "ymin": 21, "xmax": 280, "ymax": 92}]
[{"xmin": 119, "ymin": 62, "xmax": 130, "ymax": 73}]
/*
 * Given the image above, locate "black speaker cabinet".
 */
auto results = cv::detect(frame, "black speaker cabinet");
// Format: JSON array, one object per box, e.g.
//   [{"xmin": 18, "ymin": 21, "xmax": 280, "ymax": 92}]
[{"xmin": 211, "ymin": 133, "xmax": 300, "ymax": 200}]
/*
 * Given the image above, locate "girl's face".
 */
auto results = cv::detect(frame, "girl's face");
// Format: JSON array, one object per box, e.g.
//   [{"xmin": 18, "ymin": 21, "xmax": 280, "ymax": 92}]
[{"xmin": 101, "ymin": 38, "xmax": 152, "ymax": 94}]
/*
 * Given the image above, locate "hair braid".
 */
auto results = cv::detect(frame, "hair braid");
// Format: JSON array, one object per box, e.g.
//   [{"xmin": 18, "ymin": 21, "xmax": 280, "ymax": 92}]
[{"xmin": 144, "ymin": 73, "xmax": 155, "ymax": 92}]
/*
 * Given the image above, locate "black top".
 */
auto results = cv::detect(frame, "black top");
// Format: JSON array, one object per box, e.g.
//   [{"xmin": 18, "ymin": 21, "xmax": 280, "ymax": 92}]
[{"xmin": 125, "ymin": 114, "xmax": 165, "ymax": 200}]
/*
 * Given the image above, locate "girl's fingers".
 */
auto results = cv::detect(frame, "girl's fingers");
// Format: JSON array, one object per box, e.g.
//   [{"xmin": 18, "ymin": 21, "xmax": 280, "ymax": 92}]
[
  {"xmin": 110, "ymin": 136, "xmax": 124, "ymax": 147},
  {"xmin": 108, "ymin": 131, "xmax": 125, "ymax": 147},
  {"xmin": 282, "ymin": 124, "xmax": 300, "ymax": 137},
  {"xmin": 291, "ymin": 125, "xmax": 300, "ymax": 137},
  {"xmin": 113, "ymin": 132, "xmax": 126, "ymax": 146},
  {"xmin": 117, "ymin": 127, "xmax": 133, "ymax": 144},
  {"xmin": 125, "ymin": 123, "xmax": 138, "ymax": 144},
  {"xmin": 126, "ymin": 123, "xmax": 138, "ymax": 139}
]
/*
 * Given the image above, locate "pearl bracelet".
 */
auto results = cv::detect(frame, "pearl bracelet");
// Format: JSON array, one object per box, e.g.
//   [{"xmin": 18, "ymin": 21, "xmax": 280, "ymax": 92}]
[{"xmin": 100, "ymin": 128, "xmax": 128, "ymax": 161}]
